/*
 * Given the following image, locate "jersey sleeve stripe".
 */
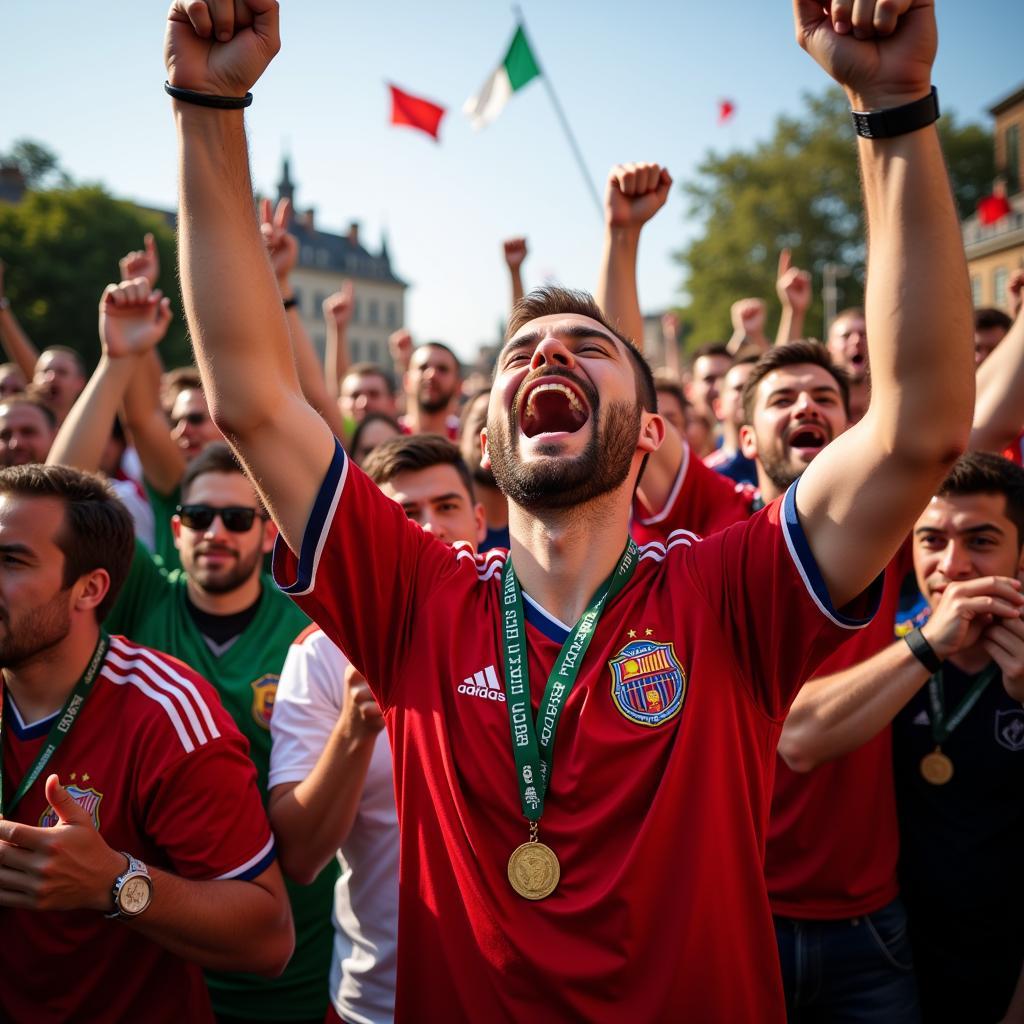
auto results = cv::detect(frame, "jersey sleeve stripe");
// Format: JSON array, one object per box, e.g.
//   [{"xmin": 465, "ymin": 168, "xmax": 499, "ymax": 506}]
[
  {"xmin": 273, "ymin": 439, "xmax": 349, "ymax": 597},
  {"xmin": 213, "ymin": 835, "xmax": 276, "ymax": 881},
  {"xmin": 637, "ymin": 442, "xmax": 690, "ymax": 526},
  {"xmin": 780, "ymin": 481, "xmax": 881, "ymax": 630},
  {"xmin": 109, "ymin": 637, "xmax": 221, "ymax": 741},
  {"xmin": 104, "ymin": 662, "xmax": 199, "ymax": 753}
]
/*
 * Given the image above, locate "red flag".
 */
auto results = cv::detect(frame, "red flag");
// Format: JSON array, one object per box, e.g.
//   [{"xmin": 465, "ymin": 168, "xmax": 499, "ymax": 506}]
[
  {"xmin": 978, "ymin": 193, "xmax": 1012, "ymax": 226},
  {"xmin": 389, "ymin": 84, "xmax": 446, "ymax": 142},
  {"xmin": 718, "ymin": 99, "xmax": 735, "ymax": 124}
]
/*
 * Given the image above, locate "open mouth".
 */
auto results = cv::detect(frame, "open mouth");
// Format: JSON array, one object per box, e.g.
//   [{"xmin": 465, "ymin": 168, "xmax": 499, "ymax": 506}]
[
  {"xmin": 519, "ymin": 379, "xmax": 590, "ymax": 439},
  {"xmin": 786, "ymin": 423, "xmax": 829, "ymax": 455}
]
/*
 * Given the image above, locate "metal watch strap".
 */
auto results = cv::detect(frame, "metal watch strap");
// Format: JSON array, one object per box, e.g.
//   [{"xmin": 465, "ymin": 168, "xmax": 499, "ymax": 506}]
[
  {"xmin": 851, "ymin": 87, "xmax": 939, "ymax": 139},
  {"xmin": 904, "ymin": 627, "xmax": 943, "ymax": 674},
  {"xmin": 105, "ymin": 852, "xmax": 152, "ymax": 919}
]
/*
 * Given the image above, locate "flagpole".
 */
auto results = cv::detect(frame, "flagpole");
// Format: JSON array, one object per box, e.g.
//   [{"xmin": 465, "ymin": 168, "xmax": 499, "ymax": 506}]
[{"xmin": 512, "ymin": 6, "xmax": 603, "ymax": 220}]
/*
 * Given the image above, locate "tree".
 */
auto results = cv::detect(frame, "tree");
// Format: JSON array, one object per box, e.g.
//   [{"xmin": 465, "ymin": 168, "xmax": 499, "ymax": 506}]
[
  {"xmin": 1, "ymin": 139, "xmax": 72, "ymax": 190},
  {"xmin": 674, "ymin": 87, "xmax": 994, "ymax": 347},
  {"xmin": 0, "ymin": 185, "xmax": 189, "ymax": 369}
]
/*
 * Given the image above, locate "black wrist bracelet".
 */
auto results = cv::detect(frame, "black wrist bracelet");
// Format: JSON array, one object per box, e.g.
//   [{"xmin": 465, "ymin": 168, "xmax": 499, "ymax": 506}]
[
  {"xmin": 851, "ymin": 87, "xmax": 939, "ymax": 139},
  {"xmin": 282, "ymin": 296, "xmax": 298, "ymax": 310},
  {"xmin": 164, "ymin": 81, "xmax": 253, "ymax": 110},
  {"xmin": 904, "ymin": 627, "xmax": 943, "ymax": 674}
]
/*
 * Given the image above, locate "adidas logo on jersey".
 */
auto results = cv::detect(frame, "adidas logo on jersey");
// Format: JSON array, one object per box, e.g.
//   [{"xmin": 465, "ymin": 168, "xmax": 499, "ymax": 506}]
[{"xmin": 458, "ymin": 665, "xmax": 506, "ymax": 702}]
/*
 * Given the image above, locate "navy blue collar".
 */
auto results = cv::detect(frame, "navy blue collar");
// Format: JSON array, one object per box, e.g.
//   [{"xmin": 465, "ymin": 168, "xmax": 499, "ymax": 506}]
[
  {"xmin": 522, "ymin": 593, "xmax": 571, "ymax": 644},
  {"xmin": 2, "ymin": 690, "xmax": 60, "ymax": 741}
]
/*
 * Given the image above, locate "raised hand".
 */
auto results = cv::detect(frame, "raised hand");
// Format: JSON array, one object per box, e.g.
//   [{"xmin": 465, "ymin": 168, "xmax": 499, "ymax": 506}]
[
  {"xmin": 260, "ymin": 197, "xmax": 298, "ymax": 285},
  {"xmin": 731, "ymin": 298, "xmax": 767, "ymax": 338},
  {"xmin": 165, "ymin": 0, "xmax": 281, "ymax": 98},
  {"xmin": 341, "ymin": 664, "xmax": 385, "ymax": 739},
  {"xmin": 118, "ymin": 233, "xmax": 160, "ymax": 288},
  {"xmin": 389, "ymin": 329, "xmax": 413, "ymax": 371},
  {"xmin": 0, "ymin": 774, "xmax": 126, "ymax": 912},
  {"xmin": 99, "ymin": 277, "xmax": 173, "ymax": 359},
  {"xmin": 605, "ymin": 162, "xmax": 673, "ymax": 230},
  {"xmin": 793, "ymin": 0, "xmax": 936, "ymax": 110},
  {"xmin": 776, "ymin": 249, "xmax": 812, "ymax": 314},
  {"xmin": 503, "ymin": 238, "xmax": 528, "ymax": 271},
  {"xmin": 323, "ymin": 282, "xmax": 355, "ymax": 331},
  {"xmin": 1007, "ymin": 269, "xmax": 1024, "ymax": 321}
]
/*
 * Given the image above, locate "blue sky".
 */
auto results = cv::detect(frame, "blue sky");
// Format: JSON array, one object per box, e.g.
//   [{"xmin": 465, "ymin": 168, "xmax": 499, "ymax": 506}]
[{"xmin": 2, "ymin": 2, "xmax": 1021, "ymax": 359}]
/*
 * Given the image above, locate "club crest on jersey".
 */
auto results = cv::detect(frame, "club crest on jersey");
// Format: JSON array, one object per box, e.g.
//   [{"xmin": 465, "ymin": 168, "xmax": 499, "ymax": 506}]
[
  {"xmin": 250, "ymin": 675, "xmax": 279, "ymax": 730},
  {"xmin": 609, "ymin": 640, "xmax": 686, "ymax": 727},
  {"xmin": 38, "ymin": 785, "xmax": 103, "ymax": 829},
  {"xmin": 996, "ymin": 709, "xmax": 1024, "ymax": 752}
]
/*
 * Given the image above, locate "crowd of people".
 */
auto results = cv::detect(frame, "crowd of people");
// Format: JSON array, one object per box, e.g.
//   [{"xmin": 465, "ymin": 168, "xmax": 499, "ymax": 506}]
[{"xmin": 0, "ymin": 2, "xmax": 1022, "ymax": 1022}]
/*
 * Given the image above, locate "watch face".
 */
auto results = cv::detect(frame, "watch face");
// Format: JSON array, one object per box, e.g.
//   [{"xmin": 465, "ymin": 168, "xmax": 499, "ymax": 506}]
[{"xmin": 119, "ymin": 876, "xmax": 152, "ymax": 915}]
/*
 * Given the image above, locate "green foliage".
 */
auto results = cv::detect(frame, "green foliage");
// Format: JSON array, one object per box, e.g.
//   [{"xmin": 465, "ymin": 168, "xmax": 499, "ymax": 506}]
[
  {"xmin": 0, "ymin": 185, "xmax": 190, "ymax": 370},
  {"xmin": 2, "ymin": 139, "xmax": 71, "ymax": 190},
  {"xmin": 674, "ymin": 87, "xmax": 994, "ymax": 348}
]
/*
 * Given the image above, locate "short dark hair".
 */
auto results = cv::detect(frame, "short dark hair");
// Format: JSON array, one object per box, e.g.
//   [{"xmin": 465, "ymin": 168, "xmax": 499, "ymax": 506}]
[
  {"xmin": 653, "ymin": 376, "xmax": 688, "ymax": 412},
  {"xmin": 362, "ymin": 433, "xmax": 475, "ymax": 502},
  {"xmin": 0, "ymin": 393, "xmax": 57, "ymax": 432},
  {"xmin": 415, "ymin": 341, "xmax": 462, "ymax": 377},
  {"xmin": 741, "ymin": 340, "xmax": 851, "ymax": 425},
  {"xmin": 504, "ymin": 286, "xmax": 657, "ymax": 414},
  {"xmin": 689, "ymin": 342, "xmax": 731, "ymax": 367},
  {"xmin": 161, "ymin": 366, "xmax": 204, "ymax": 411},
  {"xmin": 180, "ymin": 441, "xmax": 244, "ymax": 499},
  {"xmin": 350, "ymin": 412, "xmax": 402, "ymax": 458},
  {"xmin": 833, "ymin": 307, "xmax": 865, "ymax": 324},
  {"xmin": 936, "ymin": 451, "xmax": 1024, "ymax": 548},
  {"xmin": 974, "ymin": 307, "xmax": 1013, "ymax": 334},
  {"xmin": 343, "ymin": 362, "xmax": 397, "ymax": 395},
  {"xmin": 0, "ymin": 463, "xmax": 134, "ymax": 621},
  {"xmin": 39, "ymin": 345, "xmax": 85, "ymax": 379}
]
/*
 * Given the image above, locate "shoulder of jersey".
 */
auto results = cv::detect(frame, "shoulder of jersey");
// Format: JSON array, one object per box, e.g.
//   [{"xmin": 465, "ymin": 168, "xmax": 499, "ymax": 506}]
[
  {"xmin": 452, "ymin": 540, "xmax": 508, "ymax": 582},
  {"xmin": 104, "ymin": 634, "xmax": 227, "ymax": 755},
  {"xmin": 635, "ymin": 529, "xmax": 703, "ymax": 565},
  {"xmin": 293, "ymin": 622, "xmax": 325, "ymax": 647}
]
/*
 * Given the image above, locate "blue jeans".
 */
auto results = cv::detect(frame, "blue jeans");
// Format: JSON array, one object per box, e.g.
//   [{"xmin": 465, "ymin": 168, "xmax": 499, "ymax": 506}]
[{"xmin": 774, "ymin": 898, "xmax": 921, "ymax": 1023}]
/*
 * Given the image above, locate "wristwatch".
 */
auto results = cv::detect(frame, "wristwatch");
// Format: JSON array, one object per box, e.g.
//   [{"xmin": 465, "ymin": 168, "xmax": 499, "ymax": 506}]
[{"xmin": 105, "ymin": 852, "xmax": 153, "ymax": 919}]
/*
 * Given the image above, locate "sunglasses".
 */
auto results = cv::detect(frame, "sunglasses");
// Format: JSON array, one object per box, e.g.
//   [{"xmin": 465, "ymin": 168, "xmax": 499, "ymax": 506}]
[
  {"xmin": 175, "ymin": 504, "xmax": 264, "ymax": 532},
  {"xmin": 172, "ymin": 411, "xmax": 209, "ymax": 428}
]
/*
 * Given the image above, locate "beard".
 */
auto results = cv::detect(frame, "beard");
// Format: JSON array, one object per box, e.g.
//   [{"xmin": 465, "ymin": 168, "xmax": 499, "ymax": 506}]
[
  {"xmin": 417, "ymin": 389, "xmax": 453, "ymax": 415},
  {"xmin": 0, "ymin": 589, "xmax": 72, "ymax": 669},
  {"xmin": 185, "ymin": 543, "xmax": 264, "ymax": 595},
  {"xmin": 487, "ymin": 385, "xmax": 641, "ymax": 512},
  {"xmin": 757, "ymin": 444, "xmax": 806, "ymax": 493}
]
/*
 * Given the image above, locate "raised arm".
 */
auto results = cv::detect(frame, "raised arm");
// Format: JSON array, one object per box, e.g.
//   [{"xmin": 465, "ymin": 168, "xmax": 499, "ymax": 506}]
[
  {"xmin": 166, "ymin": 0, "xmax": 334, "ymax": 550},
  {"xmin": 48, "ymin": 279, "xmax": 172, "ymax": 472},
  {"xmin": 774, "ymin": 249, "xmax": 813, "ymax": 345},
  {"xmin": 727, "ymin": 298, "xmax": 770, "ymax": 355},
  {"xmin": 0, "ymin": 261, "xmax": 41, "ymax": 379},
  {"xmin": 323, "ymin": 281, "xmax": 354, "ymax": 405},
  {"xmin": 791, "ymin": 0, "xmax": 973, "ymax": 607},
  {"xmin": 596, "ymin": 161, "xmax": 672, "ymax": 349},
  {"xmin": 503, "ymin": 237, "xmax": 528, "ymax": 310},
  {"xmin": 971, "ymin": 271, "xmax": 1024, "ymax": 454}
]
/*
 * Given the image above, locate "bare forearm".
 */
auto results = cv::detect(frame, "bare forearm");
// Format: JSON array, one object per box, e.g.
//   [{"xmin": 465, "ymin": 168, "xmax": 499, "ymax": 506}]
[
  {"xmin": 46, "ymin": 356, "xmax": 137, "ymax": 471},
  {"xmin": 269, "ymin": 723, "xmax": 378, "ymax": 884},
  {"xmin": 509, "ymin": 266, "xmax": 524, "ymax": 309},
  {"xmin": 324, "ymin": 325, "xmax": 349, "ymax": 402},
  {"xmin": 971, "ymin": 312, "xmax": 1024, "ymax": 453},
  {"xmin": 775, "ymin": 305, "xmax": 805, "ymax": 347},
  {"xmin": 129, "ymin": 864, "xmax": 293, "ymax": 975},
  {"xmin": 286, "ymin": 306, "xmax": 344, "ymax": 437},
  {"xmin": 123, "ymin": 350, "xmax": 185, "ymax": 494},
  {"xmin": 779, "ymin": 638, "xmax": 928, "ymax": 772},
  {"xmin": 596, "ymin": 227, "xmax": 644, "ymax": 349},
  {"xmin": 0, "ymin": 307, "xmax": 39, "ymax": 378}
]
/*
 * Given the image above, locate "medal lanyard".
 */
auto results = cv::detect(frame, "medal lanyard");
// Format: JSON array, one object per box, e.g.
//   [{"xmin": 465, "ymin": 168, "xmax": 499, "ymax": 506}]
[
  {"xmin": 500, "ymin": 540, "xmax": 638, "ymax": 823},
  {"xmin": 0, "ymin": 632, "xmax": 109, "ymax": 817},
  {"xmin": 926, "ymin": 661, "xmax": 999, "ymax": 746}
]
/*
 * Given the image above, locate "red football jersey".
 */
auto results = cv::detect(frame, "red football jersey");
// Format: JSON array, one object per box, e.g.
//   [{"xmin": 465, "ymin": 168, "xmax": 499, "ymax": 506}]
[
  {"xmin": 274, "ymin": 442, "xmax": 879, "ymax": 1022},
  {"xmin": 631, "ymin": 441, "xmax": 752, "ymax": 545},
  {"xmin": 1002, "ymin": 430, "xmax": 1024, "ymax": 466},
  {"xmin": 765, "ymin": 545, "xmax": 912, "ymax": 919},
  {"xmin": 0, "ymin": 636, "xmax": 276, "ymax": 1024}
]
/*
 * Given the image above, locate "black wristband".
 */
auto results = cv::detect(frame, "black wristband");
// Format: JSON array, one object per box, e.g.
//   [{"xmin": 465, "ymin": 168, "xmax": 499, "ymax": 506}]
[
  {"xmin": 851, "ymin": 87, "xmax": 939, "ymax": 139},
  {"xmin": 282, "ymin": 296, "xmax": 298, "ymax": 310},
  {"xmin": 164, "ymin": 81, "xmax": 253, "ymax": 110},
  {"xmin": 904, "ymin": 627, "xmax": 943, "ymax": 674}
]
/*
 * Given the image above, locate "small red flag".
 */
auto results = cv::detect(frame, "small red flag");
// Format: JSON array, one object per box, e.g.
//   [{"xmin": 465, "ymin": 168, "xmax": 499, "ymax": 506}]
[
  {"xmin": 718, "ymin": 99, "xmax": 735, "ymax": 124},
  {"xmin": 978, "ymin": 193, "xmax": 1012, "ymax": 226},
  {"xmin": 389, "ymin": 84, "xmax": 446, "ymax": 142}
]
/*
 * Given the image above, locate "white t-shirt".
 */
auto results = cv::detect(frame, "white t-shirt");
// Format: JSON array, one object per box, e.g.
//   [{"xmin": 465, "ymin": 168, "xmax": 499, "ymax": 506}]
[{"xmin": 269, "ymin": 628, "xmax": 398, "ymax": 1024}]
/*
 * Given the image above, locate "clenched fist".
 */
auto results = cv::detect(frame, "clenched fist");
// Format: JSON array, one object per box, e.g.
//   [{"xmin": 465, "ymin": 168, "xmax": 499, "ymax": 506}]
[
  {"xmin": 99, "ymin": 278, "xmax": 173, "ymax": 359},
  {"xmin": 605, "ymin": 162, "xmax": 672, "ymax": 231}
]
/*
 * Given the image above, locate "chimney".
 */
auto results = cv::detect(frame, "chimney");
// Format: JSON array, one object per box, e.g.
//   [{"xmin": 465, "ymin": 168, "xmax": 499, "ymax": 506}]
[
  {"xmin": 300, "ymin": 208, "xmax": 315, "ymax": 230},
  {"xmin": 347, "ymin": 221, "xmax": 360, "ymax": 246}
]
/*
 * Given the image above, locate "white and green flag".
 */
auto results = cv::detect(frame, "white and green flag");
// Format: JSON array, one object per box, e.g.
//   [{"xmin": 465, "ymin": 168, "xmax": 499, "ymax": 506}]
[{"xmin": 463, "ymin": 26, "xmax": 541, "ymax": 130}]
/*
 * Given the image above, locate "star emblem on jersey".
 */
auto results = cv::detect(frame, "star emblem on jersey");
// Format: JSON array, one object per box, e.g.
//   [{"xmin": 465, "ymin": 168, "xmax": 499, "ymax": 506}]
[
  {"xmin": 608, "ymin": 639, "xmax": 686, "ymax": 727},
  {"xmin": 250, "ymin": 674, "xmax": 279, "ymax": 730},
  {"xmin": 38, "ymin": 784, "xmax": 103, "ymax": 830}
]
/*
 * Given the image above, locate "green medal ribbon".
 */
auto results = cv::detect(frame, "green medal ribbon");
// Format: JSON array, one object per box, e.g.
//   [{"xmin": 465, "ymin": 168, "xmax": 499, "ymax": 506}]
[
  {"xmin": 501, "ymin": 540, "xmax": 638, "ymax": 824},
  {"xmin": 0, "ymin": 632, "xmax": 109, "ymax": 817},
  {"xmin": 925, "ymin": 662, "xmax": 999, "ymax": 746}
]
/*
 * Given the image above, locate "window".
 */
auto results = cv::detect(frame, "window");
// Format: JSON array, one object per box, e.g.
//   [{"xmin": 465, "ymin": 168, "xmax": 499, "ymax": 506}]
[
  {"xmin": 971, "ymin": 275, "xmax": 982, "ymax": 307},
  {"xmin": 351, "ymin": 339, "xmax": 362, "ymax": 361},
  {"xmin": 368, "ymin": 300, "xmax": 379, "ymax": 325},
  {"xmin": 316, "ymin": 248, "xmax": 330, "ymax": 267},
  {"xmin": 301, "ymin": 246, "xmax": 315, "ymax": 265},
  {"xmin": 994, "ymin": 267, "xmax": 1008, "ymax": 307},
  {"xmin": 353, "ymin": 298, "xmax": 361, "ymax": 325},
  {"xmin": 1006, "ymin": 124, "xmax": 1020, "ymax": 193},
  {"xmin": 367, "ymin": 341, "xmax": 379, "ymax": 363},
  {"xmin": 386, "ymin": 302, "xmax": 399, "ymax": 328}
]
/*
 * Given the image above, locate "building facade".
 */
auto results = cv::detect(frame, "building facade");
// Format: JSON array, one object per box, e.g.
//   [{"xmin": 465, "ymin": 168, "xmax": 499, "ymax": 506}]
[
  {"xmin": 276, "ymin": 158, "xmax": 407, "ymax": 372},
  {"xmin": 963, "ymin": 83, "xmax": 1024, "ymax": 309}
]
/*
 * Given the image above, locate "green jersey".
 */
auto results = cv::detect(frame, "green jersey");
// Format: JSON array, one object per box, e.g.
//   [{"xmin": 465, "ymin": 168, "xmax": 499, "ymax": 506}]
[
  {"xmin": 107, "ymin": 542, "xmax": 336, "ymax": 1021},
  {"xmin": 143, "ymin": 478, "xmax": 183, "ymax": 573}
]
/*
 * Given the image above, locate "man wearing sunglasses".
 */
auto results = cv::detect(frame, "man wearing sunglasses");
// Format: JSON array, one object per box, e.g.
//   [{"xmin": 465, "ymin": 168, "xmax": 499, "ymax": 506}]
[{"xmin": 89, "ymin": 441, "xmax": 336, "ymax": 1024}]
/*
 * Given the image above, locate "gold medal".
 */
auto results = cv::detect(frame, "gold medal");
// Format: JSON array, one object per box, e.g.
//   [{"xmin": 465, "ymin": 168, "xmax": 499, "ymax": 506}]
[
  {"xmin": 920, "ymin": 748, "xmax": 954, "ymax": 786},
  {"xmin": 507, "ymin": 840, "xmax": 560, "ymax": 900}
]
